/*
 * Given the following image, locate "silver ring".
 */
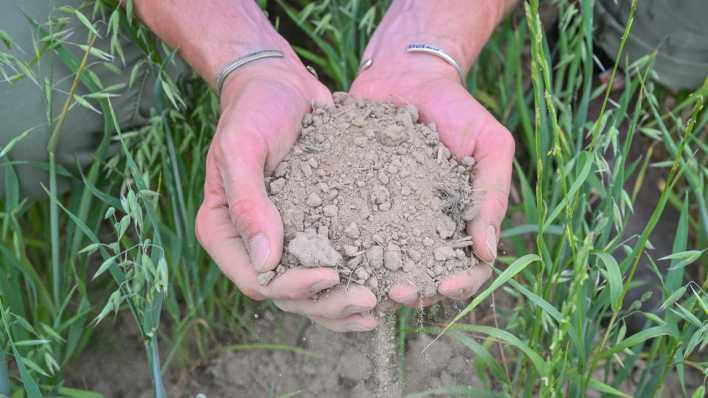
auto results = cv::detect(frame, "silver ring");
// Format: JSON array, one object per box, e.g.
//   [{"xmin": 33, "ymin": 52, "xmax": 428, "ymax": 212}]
[
  {"xmin": 406, "ymin": 43, "xmax": 465, "ymax": 83},
  {"xmin": 216, "ymin": 49, "xmax": 284, "ymax": 96},
  {"xmin": 358, "ymin": 58, "xmax": 373, "ymax": 74},
  {"xmin": 305, "ymin": 65, "xmax": 318, "ymax": 79}
]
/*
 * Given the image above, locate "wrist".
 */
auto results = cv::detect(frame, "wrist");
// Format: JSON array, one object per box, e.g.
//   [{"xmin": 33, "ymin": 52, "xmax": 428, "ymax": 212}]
[
  {"xmin": 219, "ymin": 59, "xmax": 317, "ymax": 111},
  {"xmin": 190, "ymin": 2, "xmax": 299, "ymax": 87},
  {"xmin": 135, "ymin": 0, "xmax": 307, "ymax": 89},
  {"xmin": 363, "ymin": 0, "xmax": 507, "ymax": 77}
]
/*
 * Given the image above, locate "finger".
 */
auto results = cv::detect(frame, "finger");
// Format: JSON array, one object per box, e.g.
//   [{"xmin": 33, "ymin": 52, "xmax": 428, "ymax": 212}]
[
  {"xmin": 438, "ymin": 264, "xmax": 492, "ymax": 300},
  {"xmin": 464, "ymin": 121, "xmax": 514, "ymax": 263},
  {"xmin": 274, "ymin": 285, "xmax": 376, "ymax": 319},
  {"xmin": 267, "ymin": 267, "xmax": 340, "ymax": 300},
  {"xmin": 388, "ymin": 282, "xmax": 442, "ymax": 308},
  {"xmin": 215, "ymin": 127, "xmax": 284, "ymax": 273},
  {"xmin": 388, "ymin": 282, "xmax": 419, "ymax": 307},
  {"xmin": 415, "ymin": 83, "xmax": 514, "ymax": 263},
  {"xmin": 310, "ymin": 82, "xmax": 335, "ymax": 107},
  {"xmin": 196, "ymin": 195, "xmax": 267, "ymax": 300},
  {"xmin": 196, "ymin": 157, "xmax": 338, "ymax": 300},
  {"xmin": 309, "ymin": 313, "xmax": 378, "ymax": 332}
]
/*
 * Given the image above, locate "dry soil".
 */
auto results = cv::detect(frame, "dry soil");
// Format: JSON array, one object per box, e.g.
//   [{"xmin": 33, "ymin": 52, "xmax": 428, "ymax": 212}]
[{"xmin": 262, "ymin": 93, "xmax": 478, "ymax": 298}]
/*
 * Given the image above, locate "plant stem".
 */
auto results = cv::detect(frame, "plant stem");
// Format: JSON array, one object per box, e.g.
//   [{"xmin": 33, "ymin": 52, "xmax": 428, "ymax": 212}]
[
  {"xmin": 147, "ymin": 337, "xmax": 167, "ymax": 398},
  {"xmin": 46, "ymin": 33, "xmax": 97, "ymax": 307},
  {"xmin": 49, "ymin": 151, "xmax": 61, "ymax": 307},
  {"xmin": 0, "ymin": 348, "xmax": 9, "ymax": 397}
]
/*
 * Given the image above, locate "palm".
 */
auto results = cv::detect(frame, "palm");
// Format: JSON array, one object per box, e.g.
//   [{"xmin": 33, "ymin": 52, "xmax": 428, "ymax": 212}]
[
  {"xmin": 350, "ymin": 67, "xmax": 515, "ymax": 306},
  {"xmin": 197, "ymin": 67, "xmax": 379, "ymax": 332},
  {"xmin": 351, "ymin": 73, "xmax": 500, "ymax": 157}
]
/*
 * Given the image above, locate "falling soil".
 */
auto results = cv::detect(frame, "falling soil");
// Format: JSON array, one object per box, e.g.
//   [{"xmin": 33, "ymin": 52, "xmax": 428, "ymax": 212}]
[
  {"xmin": 263, "ymin": 92, "xmax": 478, "ymax": 298},
  {"xmin": 373, "ymin": 311, "xmax": 400, "ymax": 398}
]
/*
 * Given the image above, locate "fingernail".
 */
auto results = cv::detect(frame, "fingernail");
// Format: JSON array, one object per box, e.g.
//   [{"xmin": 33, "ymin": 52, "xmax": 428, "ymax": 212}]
[
  {"xmin": 310, "ymin": 279, "xmax": 337, "ymax": 294},
  {"xmin": 344, "ymin": 305, "xmax": 371, "ymax": 316},
  {"xmin": 350, "ymin": 320, "xmax": 376, "ymax": 332},
  {"xmin": 486, "ymin": 226, "xmax": 497, "ymax": 261},
  {"xmin": 248, "ymin": 234, "xmax": 270, "ymax": 272}
]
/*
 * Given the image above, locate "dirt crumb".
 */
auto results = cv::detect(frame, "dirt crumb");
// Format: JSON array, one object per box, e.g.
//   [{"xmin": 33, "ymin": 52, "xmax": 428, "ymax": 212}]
[
  {"xmin": 287, "ymin": 231, "xmax": 343, "ymax": 267},
  {"xmin": 266, "ymin": 93, "xmax": 477, "ymax": 298}
]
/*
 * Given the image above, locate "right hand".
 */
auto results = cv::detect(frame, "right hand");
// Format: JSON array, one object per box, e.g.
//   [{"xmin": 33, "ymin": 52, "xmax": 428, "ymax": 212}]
[{"xmin": 195, "ymin": 61, "xmax": 378, "ymax": 332}]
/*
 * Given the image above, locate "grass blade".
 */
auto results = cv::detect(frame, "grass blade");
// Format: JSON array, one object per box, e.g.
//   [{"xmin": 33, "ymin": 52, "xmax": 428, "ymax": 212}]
[{"xmin": 594, "ymin": 252, "xmax": 623, "ymax": 312}]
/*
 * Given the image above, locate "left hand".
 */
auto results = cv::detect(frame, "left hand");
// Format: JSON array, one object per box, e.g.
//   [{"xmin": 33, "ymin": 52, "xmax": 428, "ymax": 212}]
[{"xmin": 350, "ymin": 53, "xmax": 515, "ymax": 307}]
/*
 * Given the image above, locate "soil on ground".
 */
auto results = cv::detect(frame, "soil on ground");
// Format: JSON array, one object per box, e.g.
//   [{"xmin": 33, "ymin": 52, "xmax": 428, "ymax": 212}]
[
  {"xmin": 66, "ymin": 300, "xmax": 702, "ymax": 398},
  {"xmin": 66, "ymin": 310, "xmax": 483, "ymax": 398},
  {"xmin": 263, "ymin": 93, "xmax": 477, "ymax": 298}
]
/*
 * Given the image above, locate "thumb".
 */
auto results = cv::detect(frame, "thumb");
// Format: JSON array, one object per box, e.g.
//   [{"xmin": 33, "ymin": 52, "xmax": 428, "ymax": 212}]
[
  {"xmin": 218, "ymin": 132, "xmax": 284, "ymax": 273},
  {"xmin": 463, "ymin": 113, "xmax": 515, "ymax": 264}
]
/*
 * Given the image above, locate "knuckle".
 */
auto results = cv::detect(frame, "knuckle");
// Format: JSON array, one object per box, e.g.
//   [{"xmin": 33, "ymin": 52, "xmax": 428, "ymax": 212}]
[
  {"xmin": 486, "ymin": 192, "xmax": 509, "ymax": 213},
  {"xmin": 230, "ymin": 195, "xmax": 261, "ymax": 219},
  {"xmin": 229, "ymin": 196, "xmax": 265, "ymax": 234},
  {"xmin": 240, "ymin": 285, "xmax": 265, "ymax": 301},
  {"xmin": 498, "ymin": 129, "xmax": 516, "ymax": 155}
]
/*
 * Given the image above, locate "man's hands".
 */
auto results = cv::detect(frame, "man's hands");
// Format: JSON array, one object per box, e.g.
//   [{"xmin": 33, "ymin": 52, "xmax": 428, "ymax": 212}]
[
  {"xmin": 134, "ymin": 0, "xmax": 514, "ymax": 330},
  {"xmin": 196, "ymin": 63, "xmax": 377, "ymax": 332},
  {"xmin": 351, "ymin": 0, "xmax": 514, "ymax": 306},
  {"xmin": 132, "ymin": 0, "xmax": 380, "ymax": 332}
]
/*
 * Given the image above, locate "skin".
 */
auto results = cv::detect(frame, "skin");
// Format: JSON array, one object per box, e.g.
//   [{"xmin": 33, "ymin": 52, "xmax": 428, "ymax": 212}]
[
  {"xmin": 133, "ymin": 0, "xmax": 515, "ymax": 331},
  {"xmin": 352, "ymin": 0, "xmax": 517, "ymax": 308}
]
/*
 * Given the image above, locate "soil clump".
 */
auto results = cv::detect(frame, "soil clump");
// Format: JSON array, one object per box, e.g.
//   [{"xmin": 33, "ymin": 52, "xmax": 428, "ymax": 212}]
[{"xmin": 265, "ymin": 93, "xmax": 477, "ymax": 298}]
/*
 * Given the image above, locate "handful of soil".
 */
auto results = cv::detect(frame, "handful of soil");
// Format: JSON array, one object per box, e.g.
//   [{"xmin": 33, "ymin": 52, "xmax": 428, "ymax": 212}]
[{"xmin": 262, "ymin": 93, "xmax": 478, "ymax": 299}]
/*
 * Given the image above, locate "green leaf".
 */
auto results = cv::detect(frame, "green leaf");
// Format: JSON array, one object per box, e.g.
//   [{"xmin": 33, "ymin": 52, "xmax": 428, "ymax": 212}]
[
  {"xmin": 73, "ymin": 10, "xmax": 99, "ymax": 37},
  {"xmin": 544, "ymin": 152, "xmax": 593, "ymax": 229},
  {"xmin": 587, "ymin": 377, "xmax": 632, "ymax": 398},
  {"xmin": 14, "ymin": 339, "xmax": 50, "ymax": 347},
  {"xmin": 606, "ymin": 325, "xmax": 671, "ymax": 357},
  {"xmin": 440, "ymin": 324, "xmax": 548, "ymax": 377},
  {"xmin": 78, "ymin": 242, "xmax": 102, "ymax": 255},
  {"xmin": 660, "ymin": 250, "xmax": 705, "ymax": 271},
  {"xmin": 117, "ymin": 215, "xmax": 130, "ymax": 240},
  {"xmin": 10, "ymin": 344, "xmax": 42, "ymax": 398},
  {"xmin": 507, "ymin": 279, "xmax": 562, "ymax": 322},
  {"xmin": 443, "ymin": 254, "xmax": 541, "ymax": 332},
  {"xmin": 405, "ymin": 385, "xmax": 504, "ymax": 398},
  {"xmin": 666, "ymin": 195, "xmax": 689, "ymax": 293},
  {"xmin": 450, "ymin": 332, "xmax": 508, "ymax": 382},
  {"xmin": 0, "ymin": 127, "xmax": 36, "ymax": 159},
  {"xmin": 93, "ymin": 255, "xmax": 117, "ymax": 280},
  {"xmin": 57, "ymin": 387, "xmax": 105, "ymax": 398},
  {"xmin": 595, "ymin": 252, "xmax": 624, "ymax": 311},
  {"xmin": 690, "ymin": 385, "xmax": 704, "ymax": 398},
  {"xmin": 659, "ymin": 285, "xmax": 687, "ymax": 311},
  {"xmin": 73, "ymin": 95, "xmax": 101, "ymax": 114}
]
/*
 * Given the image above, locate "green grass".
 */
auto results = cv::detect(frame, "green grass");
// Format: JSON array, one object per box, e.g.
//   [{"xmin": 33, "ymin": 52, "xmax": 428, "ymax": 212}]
[{"xmin": 1, "ymin": 0, "xmax": 706, "ymax": 397}]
